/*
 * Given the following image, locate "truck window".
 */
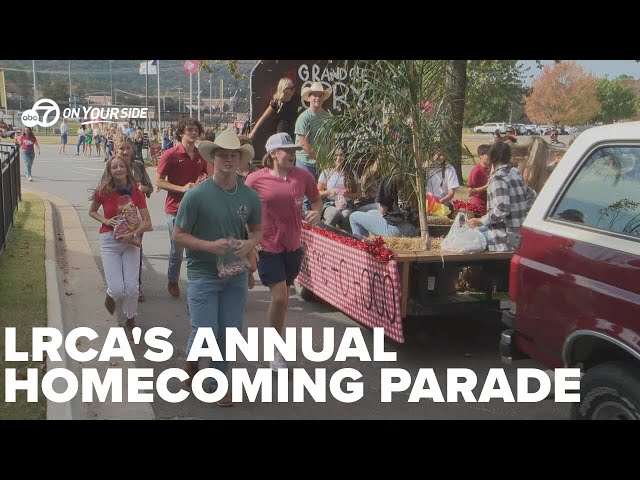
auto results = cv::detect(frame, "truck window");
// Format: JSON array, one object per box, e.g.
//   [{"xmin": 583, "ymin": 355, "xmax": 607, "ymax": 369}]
[{"xmin": 551, "ymin": 145, "xmax": 640, "ymax": 238}]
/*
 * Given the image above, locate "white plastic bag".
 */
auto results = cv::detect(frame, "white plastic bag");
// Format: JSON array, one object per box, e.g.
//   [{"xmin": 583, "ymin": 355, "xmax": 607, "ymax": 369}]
[{"xmin": 441, "ymin": 213, "xmax": 487, "ymax": 254}]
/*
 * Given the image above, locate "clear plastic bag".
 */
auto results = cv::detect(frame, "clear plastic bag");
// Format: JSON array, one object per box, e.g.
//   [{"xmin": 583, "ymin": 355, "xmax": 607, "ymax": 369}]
[
  {"xmin": 113, "ymin": 195, "xmax": 141, "ymax": 240},
  {"xmin": 216, "ymin": 238, "xmax": 251, "ymax": 278},
  {"xmin": 441, "ymin": 213, "xmax": 487, "ymax": 254},
  {"xmin": 334, "ymin": 189, "xmax": 348, "ymax": 210}
]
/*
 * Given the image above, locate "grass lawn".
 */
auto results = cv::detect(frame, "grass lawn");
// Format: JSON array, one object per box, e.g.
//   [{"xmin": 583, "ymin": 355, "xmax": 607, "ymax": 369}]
[{"xmin": 0, "ymin": 194, "xmax": 47, "ymax": 420}]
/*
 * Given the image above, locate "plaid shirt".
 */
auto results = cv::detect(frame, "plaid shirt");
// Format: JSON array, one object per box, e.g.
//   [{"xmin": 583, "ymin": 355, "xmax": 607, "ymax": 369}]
[{"xmin": 481, "ymin": 165, "xmax": 536, "ymax": 251}]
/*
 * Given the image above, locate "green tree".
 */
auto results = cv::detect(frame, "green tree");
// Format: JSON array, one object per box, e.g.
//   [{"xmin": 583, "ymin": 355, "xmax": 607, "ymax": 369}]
[
  {"xmin": 41, "ymin": 77, "xmax": 69, "ymax": 104},
  {"xmin": 464, "ymin": 60, "xmax": 529, "ymax": 127},
  {"xmin": 595, "ymin": 78, "xmax": 638, "ymax": 123}
]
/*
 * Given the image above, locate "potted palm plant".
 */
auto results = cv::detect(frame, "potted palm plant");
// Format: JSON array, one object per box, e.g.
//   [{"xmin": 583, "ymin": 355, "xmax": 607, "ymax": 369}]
[{"xmin": 314, "ymin": 60, "xmax": 453, "ymax": 250}]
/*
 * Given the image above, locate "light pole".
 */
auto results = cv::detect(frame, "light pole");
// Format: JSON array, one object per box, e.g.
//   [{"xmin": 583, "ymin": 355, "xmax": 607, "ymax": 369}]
[
  {"xmin": 209, "ymin": 74, "xmax": 212, "ymax": 122},
  {"xmin": 109, "ymin": 60, "xmax": 113, "ymax": 105},
  {"xmin": 68, "ymin": 60, "xmax": 72, "ymax": 108}
]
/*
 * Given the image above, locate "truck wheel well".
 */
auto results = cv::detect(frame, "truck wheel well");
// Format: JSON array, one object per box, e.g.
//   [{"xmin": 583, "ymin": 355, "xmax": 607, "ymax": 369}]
[{"xmin": 567, "ymin": 335, "xmax": 639, "ymax": 371}]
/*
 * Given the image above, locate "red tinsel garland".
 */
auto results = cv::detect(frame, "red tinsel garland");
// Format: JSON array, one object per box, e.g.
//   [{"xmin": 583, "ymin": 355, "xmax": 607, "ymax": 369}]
[
  {"xmin": 301, "ymin": 223, "xmax": 395, "ymax": 264},
  {"xmin": 452, "ymin": 200, "xmax": 487, "ymax": 216}
]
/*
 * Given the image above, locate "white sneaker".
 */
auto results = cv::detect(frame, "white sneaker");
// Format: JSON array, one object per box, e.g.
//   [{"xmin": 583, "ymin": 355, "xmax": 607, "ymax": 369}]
[
  {"xmin": 269, "ymin": 351, "xmax": 287, "ymax": 371},
  {"xmin": 28, "ymin": 176, "xmax": 33, "ymax": 182}
]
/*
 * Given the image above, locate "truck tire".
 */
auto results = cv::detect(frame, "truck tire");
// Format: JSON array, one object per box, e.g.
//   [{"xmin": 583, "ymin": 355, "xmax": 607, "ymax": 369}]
[
  {"xmin": 571, "ymin": 362, "xmax": 640, "ymax": 420},
  {"xmin": 294, "ymin": 283, "xmax": 319, "ymax": 302}
]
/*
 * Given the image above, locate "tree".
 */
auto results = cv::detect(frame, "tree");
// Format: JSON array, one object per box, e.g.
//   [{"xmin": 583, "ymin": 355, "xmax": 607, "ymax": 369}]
[
  {"xmin": 443, "ymin": 60, "xmax": 467, "ymax": 185},
  {"xmin": 315, "ymin": 60, "xmax": 450, "ymax": 248},
  {"xmin": 525, "ymin": 61, "xmax": 600, "ymax": 126},
  {"xmin": 464, "ymin": 60, "xmax": 530, "ymax": 127},
  {"xmin": 41, "ymin": 77, "xmax": 69, "ymax": 105},
  {"xmin": 595, "ymin": 78, "xmax": 638, "ymax": 123}
]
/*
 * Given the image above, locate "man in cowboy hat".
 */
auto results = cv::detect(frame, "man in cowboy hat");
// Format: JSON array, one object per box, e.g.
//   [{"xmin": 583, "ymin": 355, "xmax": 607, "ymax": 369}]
[
  {"xmin": 155, "ymin": 119, "xmax": 207, "ymax": 299},
  {"xmin": 172, "ymin": 129, "xmax": 263, "ymax": 407},
  {"xmin": 295, "ymin": 81, "xmax": 333, "ymax": 211}
]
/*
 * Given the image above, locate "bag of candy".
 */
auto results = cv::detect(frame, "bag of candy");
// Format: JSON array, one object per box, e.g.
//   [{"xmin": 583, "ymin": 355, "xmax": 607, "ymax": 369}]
[{"xmin": 216, "ymin": 238, "xmax": 251, "ymax": 278}]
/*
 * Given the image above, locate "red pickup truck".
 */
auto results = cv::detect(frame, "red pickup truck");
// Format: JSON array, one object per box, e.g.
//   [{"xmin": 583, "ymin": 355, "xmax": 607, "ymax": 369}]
[{"xmin": 501, "ymin": 121, "xmax": 640, "ymax": 420}]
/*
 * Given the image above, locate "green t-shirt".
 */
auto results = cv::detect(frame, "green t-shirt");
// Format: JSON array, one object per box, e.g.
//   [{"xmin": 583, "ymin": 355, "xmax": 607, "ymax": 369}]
[
  {"xmin": 175, "ymin": 178, "xmax": 262, "ymax": 278},
  {"xmin": 294, "ymin": 109, "xmax": 332, "ymax": 167}
]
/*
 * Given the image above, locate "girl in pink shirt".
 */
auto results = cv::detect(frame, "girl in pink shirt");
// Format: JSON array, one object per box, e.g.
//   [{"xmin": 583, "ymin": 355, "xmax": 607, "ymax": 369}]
[{"xmin": 19, "ymin": 127, "xmax": 40, "ymax": 182}]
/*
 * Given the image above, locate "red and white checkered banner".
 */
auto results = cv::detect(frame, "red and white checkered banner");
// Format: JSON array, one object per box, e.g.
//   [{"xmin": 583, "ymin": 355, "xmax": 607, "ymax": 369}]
[{"xmin": 296, "ymin": 228, "xmax": 404, "ymax": 343}]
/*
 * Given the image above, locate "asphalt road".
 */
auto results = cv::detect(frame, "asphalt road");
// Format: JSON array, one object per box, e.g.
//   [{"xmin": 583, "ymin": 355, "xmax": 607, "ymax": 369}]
[{"xmin": 19, "ymin": 143, "xmax": 570, "ymax": 419}]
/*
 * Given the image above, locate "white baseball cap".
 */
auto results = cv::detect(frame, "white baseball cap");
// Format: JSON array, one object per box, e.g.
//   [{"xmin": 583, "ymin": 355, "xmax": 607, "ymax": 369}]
[{"xmin": 265, "ymin": 132, "xmax": 302, "ymax": 152}]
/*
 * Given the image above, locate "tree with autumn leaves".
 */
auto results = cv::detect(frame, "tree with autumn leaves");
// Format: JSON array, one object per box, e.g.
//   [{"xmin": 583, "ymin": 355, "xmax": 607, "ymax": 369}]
[{"xmin": 525, "ymin": 61, "xmax": 600, "ymax": 126}]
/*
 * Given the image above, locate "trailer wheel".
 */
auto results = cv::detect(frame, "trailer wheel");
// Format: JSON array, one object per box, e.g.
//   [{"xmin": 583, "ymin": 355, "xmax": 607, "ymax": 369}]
[
  {"xmin": 294, "ymin": 283, "xmax": 320, "ymax": 302},
  {"xmin": 571, "ymin": 362, "xmax": 640, "ymax": 420}
]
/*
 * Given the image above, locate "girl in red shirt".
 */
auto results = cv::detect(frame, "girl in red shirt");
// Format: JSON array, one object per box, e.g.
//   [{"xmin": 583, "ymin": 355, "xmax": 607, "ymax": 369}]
[{"xmin": 89, "ymin": 156, "xmax": 152, "ymax": 339}]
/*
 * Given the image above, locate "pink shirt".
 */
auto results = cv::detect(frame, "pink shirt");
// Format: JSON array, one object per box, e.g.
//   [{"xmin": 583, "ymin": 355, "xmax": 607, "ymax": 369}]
[
  {"xmin": 20, "ymin": 135, "xmax": 36, "ymax": 151},
  {"xmin": 245, "ymin": 167, "xmax": 319, "ymax": 253}
]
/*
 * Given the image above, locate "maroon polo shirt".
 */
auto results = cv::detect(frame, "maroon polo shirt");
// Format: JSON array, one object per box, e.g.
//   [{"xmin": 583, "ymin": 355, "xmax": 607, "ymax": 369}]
[{"xmin": 157, "ymin": 143, "xmax": 207, "ymax": 215}]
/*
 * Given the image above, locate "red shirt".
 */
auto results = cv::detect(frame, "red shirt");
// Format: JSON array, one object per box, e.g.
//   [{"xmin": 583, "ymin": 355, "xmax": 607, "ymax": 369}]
[
  {"xmin": 157, "ymin": 143, "xmax": 207, "ymax": 215},
  {"xmin": 467, "ymin": 163, "xmax": 490, "ymax": 207},
  {"xmin": 94, "ymin": 186, "xmax": 147, "ymax": 234},
  {"xmin": 245, "ymin": 167, "xmax": 319, "ymax": 253}
]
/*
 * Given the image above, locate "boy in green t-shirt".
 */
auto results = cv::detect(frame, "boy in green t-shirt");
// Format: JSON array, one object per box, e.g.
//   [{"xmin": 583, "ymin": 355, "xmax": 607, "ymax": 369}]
[{"xmin": 173, "ymin": 130, "xmax": 262, "ymax": 407}]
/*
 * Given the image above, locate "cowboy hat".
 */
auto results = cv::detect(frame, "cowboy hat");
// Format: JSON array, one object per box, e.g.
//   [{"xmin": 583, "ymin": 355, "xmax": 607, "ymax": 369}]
[
  {"xmin": 301, "ymin": 81, "xmax": 332, "ymax": 103},
  {"xmin": 198, "ymin": 129, "xmax": 254, "ymax": 164}
]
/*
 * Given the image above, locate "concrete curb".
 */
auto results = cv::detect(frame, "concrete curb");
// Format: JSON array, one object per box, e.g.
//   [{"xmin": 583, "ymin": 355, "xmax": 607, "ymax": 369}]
[
  {"xmin": 23, "ymin": 187, "xmax": 156, "ymax": 420},
  {"xmin": 42, "ymin": 197, "xmax": 73, "ymax": 420}
]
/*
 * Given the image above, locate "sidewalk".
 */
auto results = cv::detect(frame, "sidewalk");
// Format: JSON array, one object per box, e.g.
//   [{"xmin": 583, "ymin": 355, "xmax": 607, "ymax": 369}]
[{"xmin": 25, "ymin": 187, "xmax": 155, "ymax": 420}]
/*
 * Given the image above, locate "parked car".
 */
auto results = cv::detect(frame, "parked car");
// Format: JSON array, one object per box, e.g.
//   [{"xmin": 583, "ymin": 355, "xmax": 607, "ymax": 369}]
[
  {"xmin": 0, "ymin": 122, "xmax": 16, "ymax": 138},
  {"xmin": 473, "ymin": 122, "xmax": 506, "ymax": 134},
  {"xmin": 514, "ymin": 124, "xmax": 528, "ymax": 135},
  {"xmin": 568, "ymin": 125, "xmax": 594, "ymax": 145},
  {"xmin": 537, "ymin": 125, "xmax": 554, "ymax": 135},
  {"xmin": 524, "ymin": 124, "xmax": 538, "ymax": 135},
  {"xmin": 501, "ymin": 121, "xmax": 640, "ymax": 420}
]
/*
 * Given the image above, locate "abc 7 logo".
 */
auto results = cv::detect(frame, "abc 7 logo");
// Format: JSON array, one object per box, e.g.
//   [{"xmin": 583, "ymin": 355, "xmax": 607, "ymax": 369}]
[{"xmin": 22, "ymin": 99, "xmax": 60, "ymax": 128}]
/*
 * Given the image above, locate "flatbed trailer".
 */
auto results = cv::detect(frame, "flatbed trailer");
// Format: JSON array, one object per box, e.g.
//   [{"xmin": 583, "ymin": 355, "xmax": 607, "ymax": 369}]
[{"xmin": 295, "ymin": 226, "xmax": 512, "ymax": 343}]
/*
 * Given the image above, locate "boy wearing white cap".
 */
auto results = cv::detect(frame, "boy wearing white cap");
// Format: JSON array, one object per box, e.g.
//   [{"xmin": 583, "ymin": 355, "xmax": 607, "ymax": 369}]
[{"xmin": 245, "ymin": 132, "xmax": 322, "ymax": 370}]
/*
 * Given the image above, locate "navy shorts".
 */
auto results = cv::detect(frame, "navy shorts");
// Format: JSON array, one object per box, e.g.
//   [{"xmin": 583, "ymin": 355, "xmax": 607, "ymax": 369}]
[
  {"xmin": 257, "ymin": 248, "xmax": 303, "ymax": 287},
  {"xmin": 60, "ymin": 133, "xmax": 67, "ymax": 144}
]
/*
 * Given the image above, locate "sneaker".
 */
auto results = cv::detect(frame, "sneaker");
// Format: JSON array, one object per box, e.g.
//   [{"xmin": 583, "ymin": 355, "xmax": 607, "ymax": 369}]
[
  {"xmin": 104, "ymin": 294, "xmax": 115, "ymax": 315},
  {"xmin": 125, "ymin": 317, "xmax": 135, "ymax": 341},
  {"xmin": 269, "ymin": 351, "xmax": 287, "ymax": 371},
  {"xmin": 216, "ymin": 390, "xmax": 233, "ymax": 407},
  {"xmin": 28, "ymin": 176, "xmax": 33, "ymax": 182},
  {"xmin": 167, "ymin": 282, "xmax": 180, "ymax": 298},
  {"xmin": 138, "ymin": 288, "xmax": 145, "ymax": 302},
  {"xmin": 182, "ymin": 361, "xmax": 199, "ymax": 388}
]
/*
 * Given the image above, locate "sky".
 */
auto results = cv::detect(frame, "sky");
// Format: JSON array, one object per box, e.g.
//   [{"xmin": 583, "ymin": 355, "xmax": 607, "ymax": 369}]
[{"xmin": 518, "ymin": 60, "xmax": 640, "ymax": 83}]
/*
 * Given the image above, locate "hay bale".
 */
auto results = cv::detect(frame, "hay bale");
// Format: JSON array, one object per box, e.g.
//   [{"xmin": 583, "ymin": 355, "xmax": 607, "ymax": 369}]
[{"xmin": 368, "ymin": 236, "xmax": 444, "ymax": 252}]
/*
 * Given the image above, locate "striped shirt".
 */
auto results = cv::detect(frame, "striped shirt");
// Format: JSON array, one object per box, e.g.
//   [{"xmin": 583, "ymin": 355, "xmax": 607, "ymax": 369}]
[{"xmin": 481, "ymin": 165, "xmax": 536, "ymax": 252}]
